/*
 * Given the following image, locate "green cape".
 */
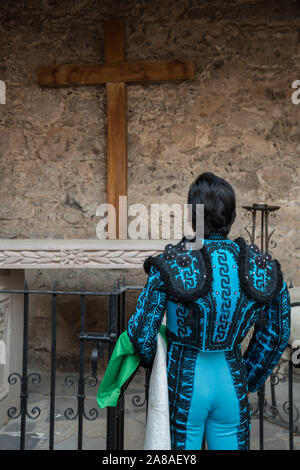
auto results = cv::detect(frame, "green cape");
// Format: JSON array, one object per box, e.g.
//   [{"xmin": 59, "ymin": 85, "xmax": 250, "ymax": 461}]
[{"xmin": 97, "ymin": 325, "xmax": 167, "ymax": 409}]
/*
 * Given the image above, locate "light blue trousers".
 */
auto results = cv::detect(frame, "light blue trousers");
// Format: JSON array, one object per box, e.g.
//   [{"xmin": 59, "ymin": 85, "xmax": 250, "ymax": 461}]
[{"xmin": 185, "ymin": 350, "xmax": 243, "ymax": 450}]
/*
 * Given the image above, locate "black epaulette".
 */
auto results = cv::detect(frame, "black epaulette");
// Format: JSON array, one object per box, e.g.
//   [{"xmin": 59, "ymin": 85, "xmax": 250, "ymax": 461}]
[
  {"xmin": 143, "ymin": 237, "xmax": 212, "ymax": 305},
  {"xmin": 234, "ymin": 237, "xmax": 283, "ymax": 304}
]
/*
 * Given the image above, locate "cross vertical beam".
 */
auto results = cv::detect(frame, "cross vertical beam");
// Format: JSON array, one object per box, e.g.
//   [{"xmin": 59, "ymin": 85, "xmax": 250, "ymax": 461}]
[{"xmin": 105, "ymin": 21, "xmax": 127, "ymax": 240}]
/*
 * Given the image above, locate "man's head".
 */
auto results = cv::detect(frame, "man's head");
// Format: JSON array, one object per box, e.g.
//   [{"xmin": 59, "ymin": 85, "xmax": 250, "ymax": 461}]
[{"xmin": 187, "ymin": 172, "xmax": 236, "ymax": 238}]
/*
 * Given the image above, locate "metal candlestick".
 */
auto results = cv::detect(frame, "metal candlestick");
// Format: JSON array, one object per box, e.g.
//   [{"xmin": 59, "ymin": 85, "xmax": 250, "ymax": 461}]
[{"xmin": 242, "ymin": 203, "xmax": 280, "ymax": 252}]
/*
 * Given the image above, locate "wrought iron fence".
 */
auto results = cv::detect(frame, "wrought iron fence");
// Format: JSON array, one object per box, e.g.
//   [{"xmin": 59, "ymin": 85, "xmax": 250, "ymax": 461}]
[
  {"xmin": 1, "ymin": 278, "xmax": 131, "ymax": 450},
  {"xmin": 1, "ymin": 281, "xmax": 299, "ymax": 450}
]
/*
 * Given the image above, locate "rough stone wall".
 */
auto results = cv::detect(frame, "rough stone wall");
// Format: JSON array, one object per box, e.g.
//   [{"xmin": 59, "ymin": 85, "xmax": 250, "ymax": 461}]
[{"xmin": 0, "ymin": 0, "xmax": 299, "ymax": 370}]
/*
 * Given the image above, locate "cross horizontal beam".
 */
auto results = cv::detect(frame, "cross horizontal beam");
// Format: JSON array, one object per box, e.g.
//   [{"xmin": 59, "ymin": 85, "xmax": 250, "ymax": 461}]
[{"xmin": 37, "ymin": 59, "xmax": 195, "ymax": 86}]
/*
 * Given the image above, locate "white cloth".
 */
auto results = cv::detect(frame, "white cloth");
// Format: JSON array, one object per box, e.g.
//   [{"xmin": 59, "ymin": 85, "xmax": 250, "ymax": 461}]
[
  {"xmin": 290, "ymin": 305, "xmax": 300, "ymax": 349},
  {"xmin": 0, "ymin": 340, "xmax": 6, "ymax": 364},
  {"xmin": 143, "ymin": 332, "xmax": 171, "ymax": 450}
]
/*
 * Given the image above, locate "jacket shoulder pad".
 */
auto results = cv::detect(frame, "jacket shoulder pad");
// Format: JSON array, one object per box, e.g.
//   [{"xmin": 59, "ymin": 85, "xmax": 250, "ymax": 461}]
[
  {"xmin": 143, "ymin": 238, "xmax": 212, "ymax": 305},
  {"xmin": 234, "ymin": 237, "xmax": 283, "ymax": 304}
]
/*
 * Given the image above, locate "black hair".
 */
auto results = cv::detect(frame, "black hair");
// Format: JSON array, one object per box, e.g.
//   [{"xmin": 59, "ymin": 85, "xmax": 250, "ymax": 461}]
[{"xmin": 187, "ymin": 172, "xmax": 236, "ymax": 238}]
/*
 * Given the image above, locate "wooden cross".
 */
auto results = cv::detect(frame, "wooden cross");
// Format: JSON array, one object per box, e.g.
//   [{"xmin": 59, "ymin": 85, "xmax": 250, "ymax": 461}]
[{"xmin": 37, "ymin": 20, "xmax": 195, "ymax": 239}]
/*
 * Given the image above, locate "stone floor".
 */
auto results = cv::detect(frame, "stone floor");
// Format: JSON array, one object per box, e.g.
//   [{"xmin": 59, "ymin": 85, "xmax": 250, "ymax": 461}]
[{"xmin": 0, "ymin": 368, "xmax": 299, "ymax": 450}]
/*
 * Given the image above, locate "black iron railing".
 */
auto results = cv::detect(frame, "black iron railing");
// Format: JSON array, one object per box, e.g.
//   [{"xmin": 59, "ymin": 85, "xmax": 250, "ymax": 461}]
[{"xmin": 1, "ymin": 278, "xmax": 133, "ymax": 450}]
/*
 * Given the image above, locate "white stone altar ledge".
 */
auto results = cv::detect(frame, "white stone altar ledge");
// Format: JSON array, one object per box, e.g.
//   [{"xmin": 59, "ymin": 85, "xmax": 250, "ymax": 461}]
[{"xmin": 0, "ymin": 238, "xmax": 178, "ymax": 269}]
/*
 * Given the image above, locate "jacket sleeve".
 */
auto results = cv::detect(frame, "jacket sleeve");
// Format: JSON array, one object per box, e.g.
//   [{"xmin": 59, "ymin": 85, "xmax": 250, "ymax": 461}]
[
  {"xmin": 127, "ymin": 265, "xmax": 168, "ymax": 367},
  {"xmin": 242, "ymin": 281, "xmax": 291, "ymax": 393}
]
